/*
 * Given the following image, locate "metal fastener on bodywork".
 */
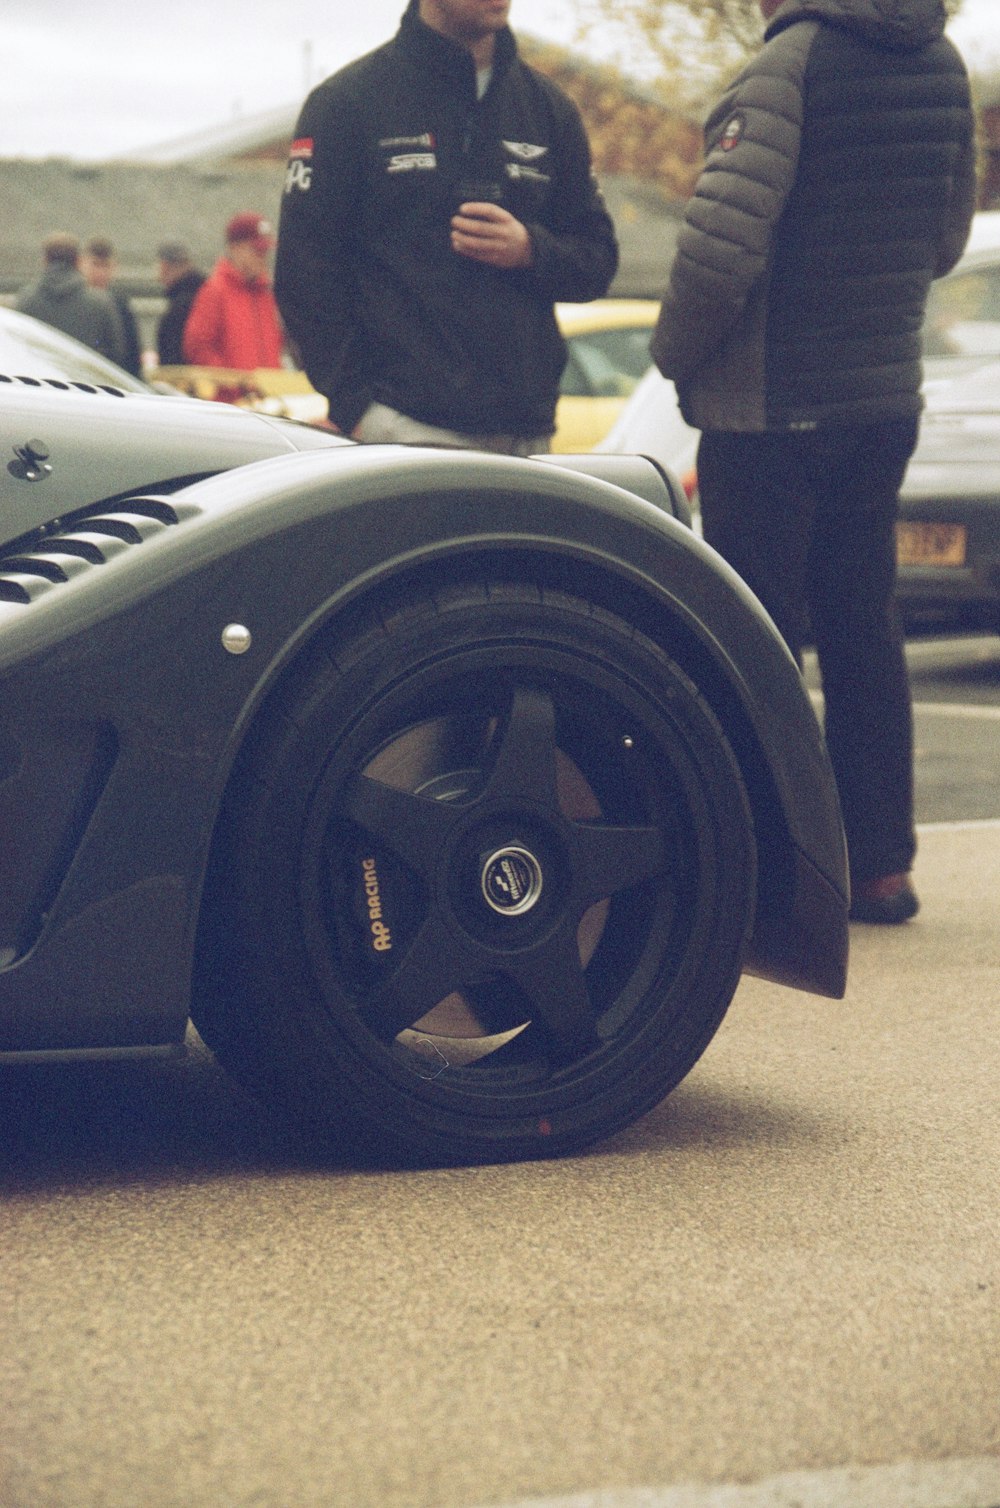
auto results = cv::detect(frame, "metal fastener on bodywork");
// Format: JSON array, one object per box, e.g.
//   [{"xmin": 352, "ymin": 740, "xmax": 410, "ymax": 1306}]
[{"xmin": 221, "ymin": 623, "xmax": 252, "ymax": 655}]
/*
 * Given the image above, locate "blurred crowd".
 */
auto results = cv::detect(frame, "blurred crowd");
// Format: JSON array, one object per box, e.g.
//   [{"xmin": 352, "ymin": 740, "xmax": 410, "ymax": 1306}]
[{"xmin": 13, "ymin": 211, "xmax": 285, "ymax": 376}]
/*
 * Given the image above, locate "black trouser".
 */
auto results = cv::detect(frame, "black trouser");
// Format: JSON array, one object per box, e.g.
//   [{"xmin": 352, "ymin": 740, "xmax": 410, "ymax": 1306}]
[{"xmin": 697, "ymin": 419, "xmax": 920, "ymax": 885}]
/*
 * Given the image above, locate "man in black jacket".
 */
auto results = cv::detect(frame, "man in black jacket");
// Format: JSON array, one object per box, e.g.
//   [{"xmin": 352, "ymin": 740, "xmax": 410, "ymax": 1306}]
[
  {"xmin": 274, "ymin": 0, "xmax": 618, "ymax": 453},
  {"xmin": 155, "ymin": 241, "xmax": 206, "ymax": 367},
  {"xmin": 651, "ymin": 0, "xmax": 976, "ymax": 924}
]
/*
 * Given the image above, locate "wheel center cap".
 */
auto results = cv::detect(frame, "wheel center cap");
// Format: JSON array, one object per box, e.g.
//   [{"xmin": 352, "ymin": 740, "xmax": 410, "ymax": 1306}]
[{"xmin": 481, "ymin": 845, "xmax": 544, "ymax": 917}]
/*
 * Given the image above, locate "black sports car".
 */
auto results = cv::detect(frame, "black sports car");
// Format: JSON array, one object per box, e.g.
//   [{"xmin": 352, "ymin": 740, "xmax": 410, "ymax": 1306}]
[{"xmin": 0, "ymin": 377, "xmax": 848, "ymax": 1164}]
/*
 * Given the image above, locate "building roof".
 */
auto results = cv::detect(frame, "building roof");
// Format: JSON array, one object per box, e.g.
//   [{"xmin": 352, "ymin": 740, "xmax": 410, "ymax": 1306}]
[{"xmin": 128, "ymin": 105, "xmax": 300, "ymax": 167}]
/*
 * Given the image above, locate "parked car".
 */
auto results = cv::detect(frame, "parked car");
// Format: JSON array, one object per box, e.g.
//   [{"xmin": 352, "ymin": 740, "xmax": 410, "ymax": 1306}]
[
  {"xmin": 895, "ymin": 359, "xmax": 1000, "ymax": 631},
  {"xmin": 905, "ymin": 213, "xmax": 1000, "ymax": 630},
  {"xmin": 922, "ymin": 209, "xmax": 1000, "ymax": 367},
  {"xmin": 600, "ymin": 360, "xmax": 1000, "ymax": 632},
  {"xmin": 552, "ymin": 298, "xmax": 659, "ymax": 451},
  {"xmin": 0, "ymin": 378, "xmax": 847, "ymax": 1165}
]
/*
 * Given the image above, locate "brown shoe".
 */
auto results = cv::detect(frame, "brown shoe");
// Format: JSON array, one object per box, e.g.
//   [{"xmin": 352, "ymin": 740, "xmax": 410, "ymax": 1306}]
[{"xmin": 849, "ymin": 872, "xmax": 919, "ymax": 924}]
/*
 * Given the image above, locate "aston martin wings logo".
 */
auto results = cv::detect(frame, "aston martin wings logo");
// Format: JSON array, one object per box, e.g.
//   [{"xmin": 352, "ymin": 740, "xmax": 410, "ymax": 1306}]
[{"xmin": 502, "ymin": 141, "xmax": 548, "ymax": 162}]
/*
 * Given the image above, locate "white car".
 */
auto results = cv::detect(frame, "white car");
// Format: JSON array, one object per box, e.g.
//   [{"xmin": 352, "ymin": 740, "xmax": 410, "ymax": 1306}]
[
  {"xmin": 922, "ymin": 209, "xmax": 1000, "ymax": 367},
  {"xmin": 596, "ymin": 363, "xmax": 699, "ymax": 497}
]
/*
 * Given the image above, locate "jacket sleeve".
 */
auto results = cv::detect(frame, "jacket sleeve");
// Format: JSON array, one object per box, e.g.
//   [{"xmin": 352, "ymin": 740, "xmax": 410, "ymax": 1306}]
[
  {"xmin": 182, "ymin": 278, "xmax": 225, "ymax": 366},
  {"xmin": 650, "ymin": 46, "xmax": 806, "ymax": 385},
  {"xmin": 521, "ymin": 91, "xmax": 619, "ymax": 304},
  {"xmin": 274, "ymin": 83, "xmax": 370, "ymax": 432}
]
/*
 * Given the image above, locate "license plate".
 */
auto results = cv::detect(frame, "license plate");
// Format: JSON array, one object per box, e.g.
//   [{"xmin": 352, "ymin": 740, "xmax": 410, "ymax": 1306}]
[{"xmin": 896, "ymin": 521, "xmax": 967, "ymax": 567}]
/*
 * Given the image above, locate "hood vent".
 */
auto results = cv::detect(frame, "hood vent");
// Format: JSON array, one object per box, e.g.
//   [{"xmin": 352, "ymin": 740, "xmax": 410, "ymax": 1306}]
[
  {"xmin": 0, "ymin": 495, "xmax": 201, "ymax": 605},
  {"xmin": 0, "ymin": 373, "xmax": 131, "ymax": 398}
]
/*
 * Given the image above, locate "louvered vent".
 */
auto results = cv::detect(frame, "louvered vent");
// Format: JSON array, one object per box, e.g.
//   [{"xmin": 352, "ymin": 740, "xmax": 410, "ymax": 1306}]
[
  {"xmin": 0, "ymin": 373, "xmax": 131, "ymax": 398},
  {"xmin": 0, "ymin": 495, "xmax": 201, "ymax": 605}
]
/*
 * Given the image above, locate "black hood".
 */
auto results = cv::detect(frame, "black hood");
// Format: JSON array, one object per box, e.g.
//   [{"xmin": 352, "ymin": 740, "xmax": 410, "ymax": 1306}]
[{"xmin": 766, "ymin": 0, "xmax": 947, "ymax": 51}]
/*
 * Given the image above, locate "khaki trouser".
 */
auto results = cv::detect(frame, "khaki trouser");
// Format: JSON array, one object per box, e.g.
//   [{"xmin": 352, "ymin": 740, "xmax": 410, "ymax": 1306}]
[{"xmin": 355, "ymin": 401, "xmax": 550, "ymax": 456}]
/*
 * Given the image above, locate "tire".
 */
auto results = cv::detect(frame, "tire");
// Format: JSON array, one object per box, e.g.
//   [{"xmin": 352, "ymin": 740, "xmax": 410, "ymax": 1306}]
[{"xmin": 193, "ymin": 582, "xmax": 756, "ymax": 1164}]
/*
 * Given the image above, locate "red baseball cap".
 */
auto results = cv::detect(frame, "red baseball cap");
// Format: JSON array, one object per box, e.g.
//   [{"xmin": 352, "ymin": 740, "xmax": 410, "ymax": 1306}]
[{"xmin": 225, "ymin": 212, "xmax": 275, "ymax": 254}]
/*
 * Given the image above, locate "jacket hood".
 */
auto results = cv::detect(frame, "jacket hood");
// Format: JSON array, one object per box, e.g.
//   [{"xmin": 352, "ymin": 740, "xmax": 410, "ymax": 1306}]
[
  {"xmin": 37, "ymin": 264, "xmax": 86, "ymax": 302},
  {"xmin": 766, "ymin": 0, "xmax": 947, "ymax": 51}
]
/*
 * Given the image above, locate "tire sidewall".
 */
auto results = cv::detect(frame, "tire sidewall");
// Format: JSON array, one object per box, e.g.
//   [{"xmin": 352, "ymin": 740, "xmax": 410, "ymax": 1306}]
[{"xmin": 202, "ymin": 587, "xmax": 756, "ymax": 1161}]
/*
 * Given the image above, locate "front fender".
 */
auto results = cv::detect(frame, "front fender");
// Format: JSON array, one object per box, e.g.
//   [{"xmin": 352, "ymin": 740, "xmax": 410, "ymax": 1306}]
[{"xmin": 0, "ymin": 445, "xmax": 846, "ymax": 1049}]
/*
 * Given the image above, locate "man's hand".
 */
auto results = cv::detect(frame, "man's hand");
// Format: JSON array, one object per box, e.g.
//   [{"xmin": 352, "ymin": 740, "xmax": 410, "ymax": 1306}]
[{"xmin": 450, "ymin": 202, "xmax": 533, "ymax": 269}]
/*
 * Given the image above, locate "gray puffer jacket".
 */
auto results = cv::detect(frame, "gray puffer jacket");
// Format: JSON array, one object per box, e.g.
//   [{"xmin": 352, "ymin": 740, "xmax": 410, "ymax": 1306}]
[{"xmin": 651, "ymin": 0, "xmax": 976, "ymax": 432}]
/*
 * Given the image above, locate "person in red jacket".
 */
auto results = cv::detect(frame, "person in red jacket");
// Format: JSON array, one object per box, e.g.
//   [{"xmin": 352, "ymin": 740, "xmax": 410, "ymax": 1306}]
[{"xmin": 183, "ymin": 213, "xmax": 285, "ymax": 369}]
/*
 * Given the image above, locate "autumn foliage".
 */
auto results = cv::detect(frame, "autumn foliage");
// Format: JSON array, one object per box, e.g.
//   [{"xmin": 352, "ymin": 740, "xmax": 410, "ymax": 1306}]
[{"xmin": 521, "ymin": 39, "xmax": 702, "ymax": 200}]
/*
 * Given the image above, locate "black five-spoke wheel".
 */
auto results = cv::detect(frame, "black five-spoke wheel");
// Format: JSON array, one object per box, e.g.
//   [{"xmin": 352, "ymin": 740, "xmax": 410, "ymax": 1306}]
[{"xmin": 194, "ymin": 582, "xmax": 756, "ymax": 1164}]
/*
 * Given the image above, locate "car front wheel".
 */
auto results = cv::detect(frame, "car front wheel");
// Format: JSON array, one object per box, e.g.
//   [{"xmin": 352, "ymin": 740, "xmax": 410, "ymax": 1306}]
[{"xmin": 193, "ymin": 582, "xmax": 756, "ymax": 1164}]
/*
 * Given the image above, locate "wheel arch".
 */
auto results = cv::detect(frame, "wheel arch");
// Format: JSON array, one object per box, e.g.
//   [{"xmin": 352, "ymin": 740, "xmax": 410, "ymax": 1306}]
[
  {"xmin": 197, "ymin": 534, "xmax": 845, "ymax": 1002},
  {"xmin": 191, "ymin": 567, "xmax": 761, "ymax": 1162},
  {"xmin": 0, "ymin": 448, "xmax": 843, "ymax": 1060}
]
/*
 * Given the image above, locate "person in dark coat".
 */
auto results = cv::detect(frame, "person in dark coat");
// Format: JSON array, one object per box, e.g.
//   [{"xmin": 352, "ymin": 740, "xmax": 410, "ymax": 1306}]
[
  {"xmin": 274, "ymin": 0, "xmax": 618, "ymax": 453},
  {"xmin": 15, "ymin": 232, "xmax": 126, "ymax": 366},
  {"xmin": 82, "ymin": 236, "xmax": 144, "ymax": 377},
  {"xmin": 155, "ymin": 241, "xmax": 206, "ymax": 366},
  {"xmin": 651, "ymin": 0, "xmax": 977, "ymax": 924}
]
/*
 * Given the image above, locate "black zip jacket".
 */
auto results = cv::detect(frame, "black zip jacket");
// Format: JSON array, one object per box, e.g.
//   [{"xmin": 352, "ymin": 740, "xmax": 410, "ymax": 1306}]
[
  {"xmin": 274, "ymin": 2, "xmax": 618, "ymax": 436},
  {"xmin": 157, "ymin": 269, "xmax": 206, "ymax": 366}
]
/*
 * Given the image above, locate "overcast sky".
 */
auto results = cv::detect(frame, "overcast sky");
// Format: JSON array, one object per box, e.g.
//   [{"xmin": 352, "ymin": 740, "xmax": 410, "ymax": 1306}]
[{"xmin": 3, "ymin": 0, "xmax": 999, "ymax": 163}]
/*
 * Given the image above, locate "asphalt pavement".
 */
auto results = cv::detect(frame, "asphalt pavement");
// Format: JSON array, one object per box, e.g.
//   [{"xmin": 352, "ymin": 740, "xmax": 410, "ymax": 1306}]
[{"xmin": 3, "ymin": 815, "xmax": 999, "ymax": 1508}]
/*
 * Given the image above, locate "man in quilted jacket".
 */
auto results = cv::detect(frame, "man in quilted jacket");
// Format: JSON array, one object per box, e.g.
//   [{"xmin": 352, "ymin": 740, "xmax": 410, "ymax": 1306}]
[{"xmin": 652, "ymin": 0, "xmax": 976, "ymax": 923}]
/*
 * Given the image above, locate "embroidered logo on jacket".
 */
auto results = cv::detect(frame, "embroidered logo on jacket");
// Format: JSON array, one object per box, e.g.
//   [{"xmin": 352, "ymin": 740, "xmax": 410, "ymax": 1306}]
[
  {"xmin": 386, "ymin": 152, "xmax": 437, "ymax": 173},
  {"xmin": 502, "ymin": 140, "xmax": 548, "ymax": 162},
  {"xmin": 284, "ymin": 138, "xmax": 314, "ymax": 193},
  {"xmin": 379, "ymin": 133, "xmax": 436, "ymax": 150},
  {"xmin": 719, "ymin": 115, "xmax": 745, "ymax": 152},
  {"xmin": 505, "ymin": 163, "xmax": 551, "ymax": 186}
]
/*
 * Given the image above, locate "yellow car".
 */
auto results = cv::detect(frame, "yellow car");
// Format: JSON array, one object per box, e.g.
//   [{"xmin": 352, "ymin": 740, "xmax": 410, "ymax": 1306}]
[
  {"xmin": 553, "ymin": 298, "xmax": 659, "ymax": 452},
  {"xmin": 151, "ymin": 365, "xmax": 330, "ymax": 425}
]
